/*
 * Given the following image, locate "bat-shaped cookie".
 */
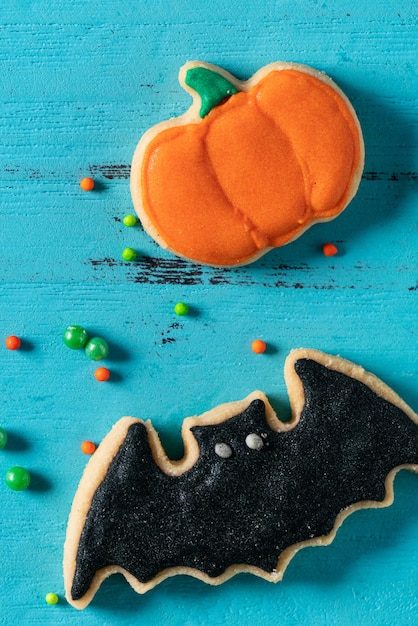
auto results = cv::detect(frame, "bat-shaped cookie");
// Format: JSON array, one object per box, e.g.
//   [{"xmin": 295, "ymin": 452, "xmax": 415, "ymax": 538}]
[{"xmin": 64, "ymin": 349, "xmax": 418, "ymax": 609}]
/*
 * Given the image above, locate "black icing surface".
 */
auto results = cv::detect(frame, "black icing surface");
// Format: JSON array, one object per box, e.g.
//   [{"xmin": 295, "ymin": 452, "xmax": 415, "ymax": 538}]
[{"xmin": 71, "ymin": 358, "xmax": 418, "ymax": 600}]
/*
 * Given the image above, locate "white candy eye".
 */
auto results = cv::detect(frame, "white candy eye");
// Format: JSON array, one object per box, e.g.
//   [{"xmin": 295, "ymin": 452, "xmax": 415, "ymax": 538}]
[
  {"xmin": 214, "ymin": 442, "xmax": 233, "ymax": 458},
  {"xmin": 245, "ymin": 433, "xmax": 264, "ymax": 450}
]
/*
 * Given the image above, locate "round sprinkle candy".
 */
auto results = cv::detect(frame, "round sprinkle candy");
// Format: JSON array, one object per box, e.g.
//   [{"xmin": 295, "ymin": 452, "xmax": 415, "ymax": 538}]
[
  {"xmin": 322, "ymin": 242, "xmax": 338, "ymax": 257},
  {"xmin": 122, "ymin": 247, "xmax": 137, "ymax": 262},
  {"xmin": 79, "ymin": 177, "xmax": 95, "ymax": 191},
  {"xmin": 174, "ymin": 302, "xmax": 189, "ymax": 316},
  {"xmin": 94, "ymin": 366, "xmax": 110, "ymax": 382},
  {"xmin": 5, "ymin": 466, "xmax": 30, "ymax": 491},
  {"xmin": 251, "ymin": 339, "xmax": 267, "ymax": 354},
  {"xmin": 81, "ymin": 441, "xmax": 96, "ymax": 455},
  {"xmin": 0, "ymin": 427, "xmax": 8, "ymax": 450},
  {"xmin": 85, "ymin": 337, "xmax": 109, "ymax": 361},
  {"xmin": 5, "ymin": 335, "xmax": 21, "ymax": 350},
  {"xmin": 63, "ymin": 325, "xmax": 89, "ymax": 350},
  {"xmin": 45, "ymin": 593, "xmax": 59, "ymax": 605},
  {"xmin": 123, "ymin": 214, "xmax": 137, "ymax": 227}
]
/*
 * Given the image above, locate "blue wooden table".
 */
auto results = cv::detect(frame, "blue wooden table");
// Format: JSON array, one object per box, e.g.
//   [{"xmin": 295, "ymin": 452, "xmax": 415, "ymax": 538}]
[{"xmin": 0, "ymin": 1, "xmax": 417, "ymax": 624}]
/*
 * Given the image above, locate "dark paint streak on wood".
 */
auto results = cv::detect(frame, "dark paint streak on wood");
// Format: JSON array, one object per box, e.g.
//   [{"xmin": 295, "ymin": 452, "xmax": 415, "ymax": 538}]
[
  {"xmin": 1, "ymin": 164, "xmax": 416, "ymax": 183},
  {"xmin": 90, "ymin": 257, "xmax": 120, "ymax": 268},
  {"xmin": 133, "ymin": 256, "xmax": 204, "ymax": 285},
  {"xmin": 362, "ymin": 171, "xmax": 417, "ymax": 181},
  {"xmin": 87, "ymin": 257, "xmax": 404, "ymax": 291},
  {"xmin": 274, "ymin": 281, "xmax": 305, "ymax": 289},
  {"xmin": 273, "ymin": 281, "xmax": 356, "ymax": 290},
  {"xmin": 209, "ymin": 262, "xmax": 310, "ymax": 286},
  {"xmin": 161, "ymin": 319, "xmax": 186, "ymax": 344},
  {"xmin": 91, "ymin": 164, "xmax": 131, "ymax": 179},
  {"xmin": 87, "ymin": 164, "xmax": 417, "ymax": 182},
  {"xmin": 88, "ymin": 256, "xmax": 204, "ymax": 285},
  {"xmin": 87, "ymin": 256, "xmax": 311, "ymax": 288}
]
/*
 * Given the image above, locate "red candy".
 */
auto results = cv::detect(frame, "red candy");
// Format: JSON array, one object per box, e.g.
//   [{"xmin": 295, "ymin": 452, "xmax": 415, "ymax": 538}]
[
  {"xmin": 322, "ymin": 242, "xmax": 338, "ymax": 257},
  {"xmin": 5, "ymin": 335, "xmax": 21, "ymax": 350}
]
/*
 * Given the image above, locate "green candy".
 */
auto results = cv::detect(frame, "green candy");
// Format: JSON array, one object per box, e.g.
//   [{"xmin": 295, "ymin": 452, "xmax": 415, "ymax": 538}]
[
  {"xmin": 174, "ymin": 302, "xmax": 189, "ymax": 316},
  {"xmin": 45, "ymin": 593, "xmax": 59, "ymax": 605},
  {"xmin": 123, "ymin": 214, "xmax": 137, "ymax": 227},
  {"xmin": 0, "ymin": 427, "xmax": 7, "ymax": 450},
  {"xmin": 63, "ymin": 325, "xmax": 89, "ymax": 350},
  {"xmin": 5, "ymin": 466, "xmax": 30, "ymax": 491},
  {"xmin": 122, "ymin": 247, "xmax": 137, "ymax": 262},
  {"xmin": 85, "ymin": 337, "xmax": 109, "ymax": 361}
]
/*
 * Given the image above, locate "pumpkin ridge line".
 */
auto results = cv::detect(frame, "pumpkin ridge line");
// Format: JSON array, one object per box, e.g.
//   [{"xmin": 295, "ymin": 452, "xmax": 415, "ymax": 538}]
[
  {"xmin": 314, "ymin": 83, "xmax": 361, "ymax": 212},
  {"xmin": 201, "ymin": 130, "xmax": 268, "ymax": 251},
  {"xmin": 252, "ymin": 97, "xmax": 313, "ymax": 227},
  {"xmin": 265, "ymin": 73, "xmax": 361, "ymax": 216}
]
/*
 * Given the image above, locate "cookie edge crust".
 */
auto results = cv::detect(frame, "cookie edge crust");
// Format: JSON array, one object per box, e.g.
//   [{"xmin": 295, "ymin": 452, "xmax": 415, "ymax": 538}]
[
  {"xmin": 130, "ymin": 61, "xmax": 365, "ymax": 267},
  {"xmin": 64, "ymin": 349, "xmax": 417, "ymax": 609}
]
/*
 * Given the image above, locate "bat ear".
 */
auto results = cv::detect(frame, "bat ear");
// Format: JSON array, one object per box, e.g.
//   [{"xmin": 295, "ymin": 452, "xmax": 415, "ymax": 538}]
[
  {"xmin": 283, "ymin": 349, "xmax": 316, "ymax": 423},
  {"xmin": 190, "ymin": 398, "xmax": 270, "ymax": 457},
  {"xmin": 285, "ymin": 348, "xmax": 418, "ymax": 427}
]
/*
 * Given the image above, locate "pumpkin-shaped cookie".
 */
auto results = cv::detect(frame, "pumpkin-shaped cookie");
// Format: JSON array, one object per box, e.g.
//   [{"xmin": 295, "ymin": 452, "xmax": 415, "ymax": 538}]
[{"xmin": 131, "ymin": 62, "xmax": 364, "ymax": 267}]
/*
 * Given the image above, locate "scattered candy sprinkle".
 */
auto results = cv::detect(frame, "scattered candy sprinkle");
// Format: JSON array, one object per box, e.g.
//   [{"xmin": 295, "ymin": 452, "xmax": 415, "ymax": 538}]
[
  {"xmin": 251, "ymin": 339, "xmax": 267, "ymax": 354},
  {"xmin": 85, "ymin": 337, "xmax": 109, "ymax": 361},
  {"xmin": 79, "ymin": 177, "xmax": 95, "ymax": 191},
  {"xmin": 5, "ymin": 466, "xmax": 30, "ymax": 491},
  {"xmin": 322, "ymin": 242, "xmax": 338, "ymax": 257},
  {"xmin": 123, "ymin": 214, "xmax": 137, "ymax": 227},
  {"xmin": 0, "ymin": 427, "xmax": 8, "ymax": 450},
  {"xmin": 5, "ymin": 335, "xmax": 21, "ymax": 350},
  {"xmin": 81, "ymin": 441, "xmax": 96, "ymax": 455},
  {"xmin": 45, "ymin": 593, "xmax": 59, "ymax": 605},
  {"xmin": 63, "ymin": 325, "xmax": 89, "ymax": 350},
  {"xmin": 174, "ymin": 302, "xmax": 189, "ymax": 316},
  {"xmin": 94, "ymin": 366, "xmax": 111, "ymax": 382},
  {"xmin": 122, "ymin": 247, "xmax": 137, "ymax": 262}
]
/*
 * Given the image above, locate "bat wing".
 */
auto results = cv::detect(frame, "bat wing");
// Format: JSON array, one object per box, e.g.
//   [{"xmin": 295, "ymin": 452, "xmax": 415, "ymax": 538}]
[{"xmin": 64, "ymin": 350, "xmax": 418, "ymax": 609}]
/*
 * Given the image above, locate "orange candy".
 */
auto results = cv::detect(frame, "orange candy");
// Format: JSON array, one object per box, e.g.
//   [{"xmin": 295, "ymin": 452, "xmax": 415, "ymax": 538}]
[
  {"xmin": 94, "ymin": 366, "xmax": 111, "ymax": 382},
  {"xmin": 80, "ymin": 177, "xmax": 95, "ymax": 191},
  {"xmin": 251, "ymin": 339, "xmax": 267, "ymax": 354},
  {"xmin": 5, "ymin": 335, "xmax": 21, "ymax": 350},
  {"xmin": 81, "ymin": 441, "xmax": 96, "ymax": 455},
  {"xmin": 322, "ymin": 242, "xmax": 339, "ymax": 257}
]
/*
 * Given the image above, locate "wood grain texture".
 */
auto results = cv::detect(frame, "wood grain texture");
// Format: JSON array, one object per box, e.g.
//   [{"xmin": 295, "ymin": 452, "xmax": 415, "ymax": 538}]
[{"xmin": 0, "ymin": 1, "xmax": 417, "ymax": 624}]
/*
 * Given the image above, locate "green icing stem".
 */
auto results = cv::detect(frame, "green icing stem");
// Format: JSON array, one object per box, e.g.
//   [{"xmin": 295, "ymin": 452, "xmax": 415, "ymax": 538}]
[{"xmin": 185, "ymin": 66, "xmax": 239, "ymax": 118}]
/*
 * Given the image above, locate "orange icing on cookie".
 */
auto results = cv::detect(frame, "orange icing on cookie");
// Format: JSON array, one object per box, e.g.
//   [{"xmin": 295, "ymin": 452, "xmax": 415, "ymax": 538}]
[{"xmin": 131, "ymin": 62, "xmax": 364, "ymax": 266}]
